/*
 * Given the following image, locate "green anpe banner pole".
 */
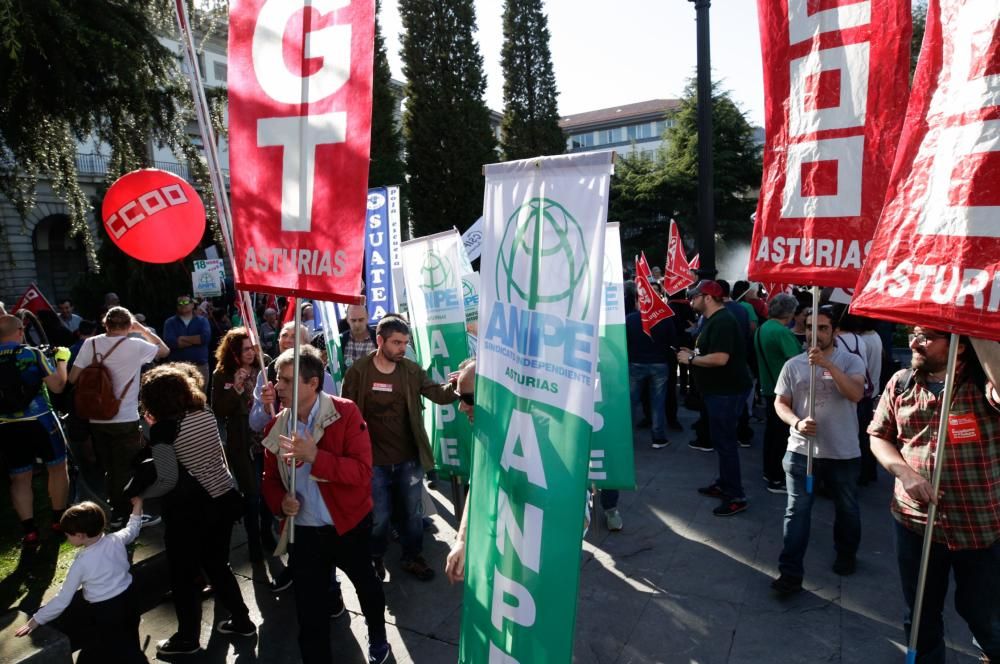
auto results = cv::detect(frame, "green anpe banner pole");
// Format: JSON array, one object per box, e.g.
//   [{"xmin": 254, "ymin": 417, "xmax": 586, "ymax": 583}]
[
  {"xmin": 460, "ymin": 151, "xmax": 614, "ymax": 663},
  {"xmin": 401, "ymin": 229, "xmax": 473, "ymax": 478}
]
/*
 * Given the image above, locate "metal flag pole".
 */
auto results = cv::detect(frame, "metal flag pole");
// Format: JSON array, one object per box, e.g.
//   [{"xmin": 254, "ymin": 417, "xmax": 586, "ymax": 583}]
[
  {"xmin": 287, "ymin": 303, "xmax": 303, "ymax": 544},
  {"xmin": 171, "ymin": 2, "xmax": 271, "ymax": 392},
  {"xmin": 906, "ymin": 333, "xmax": 960, "ymax": 664},
  {"xmin": 805, "ymin": 285, "xmax": 820, "ymax": 494}
]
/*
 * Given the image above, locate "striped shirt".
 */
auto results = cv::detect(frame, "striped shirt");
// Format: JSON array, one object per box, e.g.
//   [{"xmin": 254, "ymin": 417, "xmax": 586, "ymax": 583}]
[
  {"xmin": 868, "ymin": 369, "xmax": 1000, "ymax": 550},
  {"xmin": 174, "ymin": 408, "xmax": 235, "ymax": 498}
]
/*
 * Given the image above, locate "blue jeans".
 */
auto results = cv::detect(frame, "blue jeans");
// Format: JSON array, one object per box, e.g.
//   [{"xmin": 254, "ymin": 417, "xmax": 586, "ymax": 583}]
[
  {"xmin": 895, "ymin": 521, "xmax": 1000, "ymax": 663},
  {"xmin": 779, "ymin": 452, "xmax": 861, "ymax": 578},
  {"xmin": 629, "ymin": 363, "xmax": 668, "ymax": 441},
  {"xmin": 704, "ymin": 391, "xmax": 750, "ymax": 501},
  {"xmin": 371, "ymin": 459, "xmax": 425, "ymax": 561}
]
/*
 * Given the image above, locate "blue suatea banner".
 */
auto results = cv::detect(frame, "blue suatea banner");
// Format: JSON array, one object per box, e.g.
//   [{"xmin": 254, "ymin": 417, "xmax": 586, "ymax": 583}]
[{"xmin": 364, "ymin": 186, "xmax": 401, "ymax": 323}]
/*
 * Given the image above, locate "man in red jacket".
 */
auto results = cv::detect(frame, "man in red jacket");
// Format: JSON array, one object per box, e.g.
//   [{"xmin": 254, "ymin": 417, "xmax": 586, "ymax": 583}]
[{"xmin": 261, "ymin": 346, "xmax": 390, "ymax": 664}]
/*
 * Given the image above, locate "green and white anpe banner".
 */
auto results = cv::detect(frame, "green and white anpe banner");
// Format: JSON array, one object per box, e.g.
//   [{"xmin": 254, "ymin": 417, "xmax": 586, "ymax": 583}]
[
  {"xmin": 400, "ymin": 230, "xmax": 473, "ymax": 478},
  {"xmin": 461, "ymin": 151, "xmax": 613, "ymax": 663},
  {"xmin": 315, "ymin": 301, "xmax": 345, "ymax": 395},
  {"xmin": 462, "ymin": 271, "xmax": 480, "ymax": 358},
  {"xmin": 591, "ymin": 222, "xmax": 635, "ymax": 490}
]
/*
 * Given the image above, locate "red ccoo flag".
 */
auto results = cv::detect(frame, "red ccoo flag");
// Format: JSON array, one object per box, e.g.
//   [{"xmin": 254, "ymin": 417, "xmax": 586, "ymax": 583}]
[
  {"xmin": 11, "ymin": 283, "xmax": 55, "ymax": 315},
  {"xmin": 635, "ymin": 253, "xmax": 675, "ymax": 336}
]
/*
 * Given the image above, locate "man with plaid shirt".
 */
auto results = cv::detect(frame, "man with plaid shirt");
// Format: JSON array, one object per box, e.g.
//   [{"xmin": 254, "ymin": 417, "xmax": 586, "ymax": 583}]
[{"xmin": 869, "ymin": 327, "xmax": 1000, "ymax": 664}]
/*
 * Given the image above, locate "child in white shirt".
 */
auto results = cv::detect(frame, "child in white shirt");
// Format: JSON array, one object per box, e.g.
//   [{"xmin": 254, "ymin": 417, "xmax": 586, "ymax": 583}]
[{"xmin": 16, "ymin": 498, "xmax": 147, "ymax": 663}]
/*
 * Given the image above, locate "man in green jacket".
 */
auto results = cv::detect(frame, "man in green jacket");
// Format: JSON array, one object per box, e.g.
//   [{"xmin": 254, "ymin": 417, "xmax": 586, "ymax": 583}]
[
  {"xmin": 342, "ymin": 314, "xmax": 458, "ymax": 581},
  {"xmin": 754, "ymin": 293, "xmax": 804, "ymax": 494}
]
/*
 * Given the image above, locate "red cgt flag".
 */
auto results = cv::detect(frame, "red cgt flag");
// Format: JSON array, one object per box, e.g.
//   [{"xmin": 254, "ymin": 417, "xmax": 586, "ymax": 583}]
[
  {"xmin": 635, "ymin": 253, "xmax": 674, "ymax": 336},
  {"xmin": 851, "ymin": 0, "xmax": 1000, "ymax": 341},
  {"xmin": 228, "ymin": 0, "xmax": 374, "ymax": 303},
  {"xmin": 11, "ymin": 283, "xmax": 55, "ymax": 315},
  {"xmin": 662, "ymin": 220, "xmax": 696, "ymax": 295},
  {"xmin": 748, "ymin": 0, "xmax": 911, "ymax": 289}
]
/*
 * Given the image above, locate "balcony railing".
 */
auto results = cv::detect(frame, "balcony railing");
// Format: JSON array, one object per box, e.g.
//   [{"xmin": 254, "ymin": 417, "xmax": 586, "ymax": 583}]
[{"xmin": 75, "ymin": 153, "xmax": 229, "ymax": 184}]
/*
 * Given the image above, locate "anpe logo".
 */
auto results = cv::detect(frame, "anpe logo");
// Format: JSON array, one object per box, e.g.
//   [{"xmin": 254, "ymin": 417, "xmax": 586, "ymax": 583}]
[
  {"xmin": 495, "ymin": 197, "xmax": 591, "ymax": 320},
  {"xmin": 420, "ymin": 250, "xmax": 454, "ymax": 291},
  {"xmin": 367, "ymin": 192, "xmax": 386, "ymax": 210}
]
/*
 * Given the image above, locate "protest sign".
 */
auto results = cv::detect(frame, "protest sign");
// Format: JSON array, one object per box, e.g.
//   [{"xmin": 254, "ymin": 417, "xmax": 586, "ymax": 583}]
[{"xmin": 460, "ymin": 151, "xmax": 612, "ymax": 663}]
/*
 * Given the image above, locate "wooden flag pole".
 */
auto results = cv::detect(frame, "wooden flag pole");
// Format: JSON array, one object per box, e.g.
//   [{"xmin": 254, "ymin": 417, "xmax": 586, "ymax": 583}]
[{"xmin": 905, "ymin": 333, "xmax": 960, "ymax": 664}]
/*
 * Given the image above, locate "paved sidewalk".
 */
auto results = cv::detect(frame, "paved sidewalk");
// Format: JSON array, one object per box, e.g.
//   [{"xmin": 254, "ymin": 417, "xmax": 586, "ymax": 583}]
[{"xmin": 92, "ymin": 407, "xmax": 983, "ymax": 663}]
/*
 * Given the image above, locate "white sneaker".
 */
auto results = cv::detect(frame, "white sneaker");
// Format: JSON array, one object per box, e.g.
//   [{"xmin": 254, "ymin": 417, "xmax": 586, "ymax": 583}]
[
  {"xmin": 140, "ymin": 513, "xmax": 162, "ymax": 529},
  {"xmin": 605, "ymin": 508, "xmax": 623, "ymax": 532}
]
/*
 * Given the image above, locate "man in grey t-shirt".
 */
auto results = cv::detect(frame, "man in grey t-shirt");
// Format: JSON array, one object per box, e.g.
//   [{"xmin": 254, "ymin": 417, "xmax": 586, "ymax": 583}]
[{"xmin": 770, "ymin": 306, "xmax": 866, "ymax": 595}]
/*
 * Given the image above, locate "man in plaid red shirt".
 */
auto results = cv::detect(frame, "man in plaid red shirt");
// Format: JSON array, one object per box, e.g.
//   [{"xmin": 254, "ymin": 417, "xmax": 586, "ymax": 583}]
[{"xmin": 868, "ymin": 327, "xmax": 1000, "ymax": 664}]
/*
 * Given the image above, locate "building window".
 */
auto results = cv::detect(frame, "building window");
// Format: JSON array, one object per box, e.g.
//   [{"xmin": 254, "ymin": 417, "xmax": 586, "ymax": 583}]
[{"xmin": 571, "ymin": 132, "xmax": 595, "ymax": 150}]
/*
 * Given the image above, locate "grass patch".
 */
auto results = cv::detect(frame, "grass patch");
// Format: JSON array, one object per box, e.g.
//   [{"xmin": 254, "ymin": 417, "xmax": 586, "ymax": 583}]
[{"xmin": 0, "ymin": 471, "xmax": 78, "ymax": 613}]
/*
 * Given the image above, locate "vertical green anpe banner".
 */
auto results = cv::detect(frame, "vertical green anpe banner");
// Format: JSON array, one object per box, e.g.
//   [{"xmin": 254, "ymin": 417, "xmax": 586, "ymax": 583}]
[
  {"xmin": 591, "ymin": 223, "xmax": 636, "ymax": 490},
  {"xmin": 462, "ymin": 271, "xmax": 481, "ymax": 358},
  {"xmin": 461, "ymin": 151, "xmax": 613, "ymax": 663},
  {"xmin": 400, "ymin": 230, "xmax": 472, "ymax": 478},
  {"xmin": 316, "ymin": 301, "xmax": 345, "ymax": 394}
]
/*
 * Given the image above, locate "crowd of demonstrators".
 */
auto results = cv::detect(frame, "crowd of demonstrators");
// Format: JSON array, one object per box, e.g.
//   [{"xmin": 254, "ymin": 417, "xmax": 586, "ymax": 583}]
[{"xmin": 2, "ymin": 272, "xmax": 998, "ymax": 664}]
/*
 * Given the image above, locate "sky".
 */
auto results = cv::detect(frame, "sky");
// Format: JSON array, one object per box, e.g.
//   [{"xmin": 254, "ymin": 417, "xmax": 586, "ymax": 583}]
[{"xmin": 378, "ymin": 0, "xmax": 766, "ymax": 127}]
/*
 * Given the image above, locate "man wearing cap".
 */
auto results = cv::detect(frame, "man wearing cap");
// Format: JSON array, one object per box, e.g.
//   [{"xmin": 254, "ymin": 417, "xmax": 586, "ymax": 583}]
[
  {"xmin": 163, "ymin": 295, "xmax": 212, "ymax": 389},
  {"xmin": 677, "ymin": 280, "xmax": 754, "ymax": 516}
]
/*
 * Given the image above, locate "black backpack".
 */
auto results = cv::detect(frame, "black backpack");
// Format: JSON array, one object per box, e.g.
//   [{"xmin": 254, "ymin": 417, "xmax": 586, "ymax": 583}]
[{"xmin": 0, "ymin": 345, "xmax": 43, "ymax": 414}]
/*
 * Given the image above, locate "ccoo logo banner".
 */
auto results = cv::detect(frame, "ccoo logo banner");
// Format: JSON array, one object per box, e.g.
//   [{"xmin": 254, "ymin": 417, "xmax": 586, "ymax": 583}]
[
  {"xmin": 749, "ymin": 0, "xmax": 911, "ymax": 288},
  {"xmin": 228, "ymin": 0, "xmax": 374, "ymax": 302}
]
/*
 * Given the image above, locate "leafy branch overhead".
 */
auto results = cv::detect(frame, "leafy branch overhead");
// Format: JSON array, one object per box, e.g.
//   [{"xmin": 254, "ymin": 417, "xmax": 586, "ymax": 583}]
[{"xmin": 0, "ymin": 0, "xmax": 224, "ymax": 269}]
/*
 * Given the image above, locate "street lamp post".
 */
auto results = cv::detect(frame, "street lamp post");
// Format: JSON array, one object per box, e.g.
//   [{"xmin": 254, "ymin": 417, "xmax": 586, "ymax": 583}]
[{"xmin": 689, "ymin": 0, "xmax": 716, "ymax": 280}]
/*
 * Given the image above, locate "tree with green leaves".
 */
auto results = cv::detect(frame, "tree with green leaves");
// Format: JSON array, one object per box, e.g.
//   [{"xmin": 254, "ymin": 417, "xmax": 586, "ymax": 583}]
[
  {"xmin": 911, "ymin": 0, "xmax": 927, "ymax": 78},
  {"xmin": 499, "ymin": 0, "xmax": 563, "ymax": 161},
  {"xmin": 399, "ymin": 0, "xmax": 497, "ymax": 238},
  {"xmin": 369, "ymin": 0, "xmax": 406, "ymax": 194},
  {"xmin": 662, "ymin": 79, "xmax": 761, "ymax": 242},
  {"xmin": 0, "ymin": 1, "xmax": 222, "ymax": 269}
]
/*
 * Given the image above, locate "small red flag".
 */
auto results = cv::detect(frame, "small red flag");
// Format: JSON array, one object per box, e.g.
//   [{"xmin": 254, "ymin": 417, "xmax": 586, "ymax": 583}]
[
  {"xmin": 11, "ymin": 283, "xmax": 55, "ymax": 315},
  {"xmin": 635, "ymin": 254, "xmax": 674, "ymax": 336}
]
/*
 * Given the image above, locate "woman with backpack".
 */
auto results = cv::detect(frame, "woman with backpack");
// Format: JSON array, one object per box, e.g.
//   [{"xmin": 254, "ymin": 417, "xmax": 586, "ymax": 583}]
[
  {"xmin": 210, "ymin": 328, "xmax": 270, "ymax": 561},
  {"xmin": 138, "ymin": 363, "xmax": 255, "ymax": 656}
]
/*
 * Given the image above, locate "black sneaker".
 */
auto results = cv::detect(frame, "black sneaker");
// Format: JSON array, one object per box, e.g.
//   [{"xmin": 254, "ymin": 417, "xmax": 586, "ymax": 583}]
[
  {"xmin": 270, "ymin": 567, "xmax": 294, "ymax": 593},
  {"xmin": 329, "ymin": 592, "xmax": 346, "ymax": 618},
  {"xmin": 738, "ymin": 440, "xmax": 752, "ymax": 448},
  {"xmin": 765, "ymin": 480, "xmax": 787, "ymax": 494},
  {"xmin": 373, "ymin": 556, "xmax": 387, "ymax": 582},
  {"xmin": 697, "ymin": 483, "xmax": 724, "ymax": 498},
  {"xmin": 713, "ymin": 500, "xmax": 749, "ymax": 516},
  {"xmin": 770, "ymin": 574, "xmax": 803, "ymax": 596},
  {"xmin": 156, "ymin": 635, "xmax": 201, "ymax": 655},
  {"xmin": 216, "ymin": 618, "xmax": 256, "ymax": 637},
  {"xmin": 688, "ymin": 439, "xmax": 714, "ymax": 452},
  {"xmin": 832, "ymin": 553, "xmax": 857, "ymax": 576},
  {"xmin": 369, "ymin": 641, "xmax": 392, "ymax": 664},
  {"xmin": 651, "ymin": 439, "xmax": 671, "ymax": 449}
]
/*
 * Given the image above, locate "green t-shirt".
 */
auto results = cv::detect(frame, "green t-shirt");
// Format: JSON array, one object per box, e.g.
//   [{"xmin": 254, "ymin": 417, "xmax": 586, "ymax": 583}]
[
  {"xmin": 693, "ymin": 309, "xmax": 753, "ymax": 396},
  {"xmin": 754, "ymin": 318, "xmax": 804, "ymax": 396},
  {"xmin": 738, "ymin": 301, "xmax": 758, "ymax": 327}
]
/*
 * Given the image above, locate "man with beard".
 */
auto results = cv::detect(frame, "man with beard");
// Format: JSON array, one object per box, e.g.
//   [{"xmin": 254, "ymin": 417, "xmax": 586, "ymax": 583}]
[
  {"xmin": 770, "ymin": 305, "xmax": 866, "ymax": 595},
  {"xmin": 868, "ymin": 330, "xmax": 1000, "ymax": 663},
  {"xmin": 342, "ymin": 314, "xmax": 458, "ymax": 581},
  {"xmin": 677, "ymin": 281, "xmax": 753, "ymax": 516}
]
